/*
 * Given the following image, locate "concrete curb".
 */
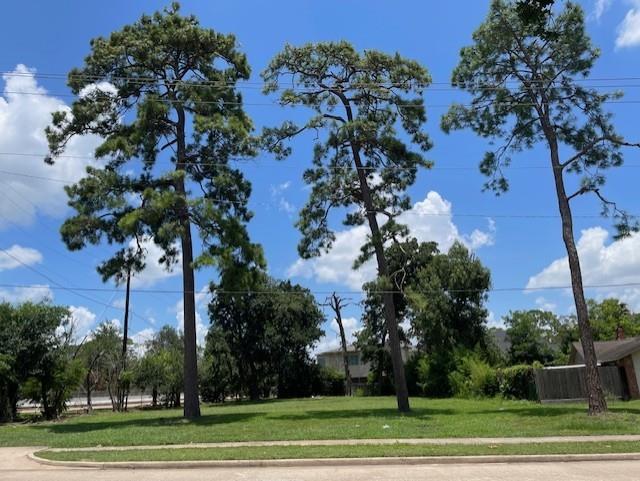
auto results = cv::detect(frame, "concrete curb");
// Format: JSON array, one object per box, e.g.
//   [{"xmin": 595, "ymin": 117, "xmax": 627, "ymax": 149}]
[
  {"xmin": 28, "ymin": 451, "xmax": 640, "ymax": 470},
  {"xmin": 40, "ymin": 435, "xmax": 640, "ymax": 452}
]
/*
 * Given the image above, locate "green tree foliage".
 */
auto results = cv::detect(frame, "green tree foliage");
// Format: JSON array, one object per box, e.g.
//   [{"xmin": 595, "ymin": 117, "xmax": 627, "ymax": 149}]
[
  {"xmin": 87, "ymin": 322, "xmax": 135, "ymax": 411},
  {"xmin": 587, "ymin": 299, "xmax": 640, "ymax": 340},
  {"xmin": 408, "ymin": 242, "xmax": 491, "ymax": 355},
  {"xmin": 77, "ymin": 336, "xmax": 105, "ymax": 412},
  {"xmin": 134, "ymin": 353, "xmax": 165, "ymax": 407},
  {"xmin": 136, "ymin": 326, "xmax": 184, "ymax": 408},
  {"xmin": 199, "ymin": 326, "xmax": 238, "ymax": 403},
  {"xmin": 45, "ymin": 2, "xmax": 262, "ymax": 419},
  {"xmin": 448, "ymin": 353, "xmax": 499, "ymax": 398},
  {"xmin": 357, "ymin": 240, "xmax": 491, "ymax": 396},
  {"xmin": 441, "ymin": 0, "xmax": 639, "ymax": 415},
  {"xmin": 262, "ymin": 41, "xmax": 432, "ymax": 412},
  {"xmin": 205, "ymin": 276, "xmax": 324, "ymax": 401},
  {"xmin": 504, "ymin": 310, "xmax": 559, "ymax": 365},
  {"xmin": 0, "ymin": 302, "xmax": 82, "ymax": 420},
  {"xmin": 355, "ymin": 239, "xmax": 434, "ymax": 393},
  {"xmin": 516, "ymin": 0, "xmax": 557, "ymax": 37},
  {"xmin": 133, "ymin": 326, "xmax": 183, "ymax": 408}
]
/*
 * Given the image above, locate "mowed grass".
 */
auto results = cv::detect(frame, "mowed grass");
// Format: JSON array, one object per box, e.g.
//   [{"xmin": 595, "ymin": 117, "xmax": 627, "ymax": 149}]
[
  {"xmin": 37, "ymin": 442, "xmax": 640, "ymax": 462},
  {"xmin": 3, "ymin": 397, "xmax": 640, "ymax": 448}
]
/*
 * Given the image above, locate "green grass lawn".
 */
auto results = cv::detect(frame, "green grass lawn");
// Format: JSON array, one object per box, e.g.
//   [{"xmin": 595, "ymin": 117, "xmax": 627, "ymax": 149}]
[
  {"xmin": 3, "ymin": 397, "xmax": 640, "ymax": 449},
  {"xmin": 37, "ymin": 442, "xmax": 640, "ymax": 462}
]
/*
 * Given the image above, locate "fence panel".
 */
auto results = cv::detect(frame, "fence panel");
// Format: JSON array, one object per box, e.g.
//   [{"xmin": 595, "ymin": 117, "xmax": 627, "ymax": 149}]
[{"xmin": 535, "ymin": 365, "xmax": 627, "ymax": 402}]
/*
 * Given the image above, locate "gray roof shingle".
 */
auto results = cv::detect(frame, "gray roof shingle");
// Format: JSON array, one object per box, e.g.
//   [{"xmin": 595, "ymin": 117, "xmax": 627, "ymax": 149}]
[{"xmin": 572, "ymin": 337, "xmax": 640, "ymax": 364}]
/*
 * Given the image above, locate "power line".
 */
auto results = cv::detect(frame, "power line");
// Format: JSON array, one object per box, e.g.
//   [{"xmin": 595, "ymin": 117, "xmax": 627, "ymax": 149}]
[
  {"xmin": 3, "ymin": 89, "xmax": 640, "ymax": 109},
  {"xmin": 0, "ymin": 177, "xmax": 174, "ymax": 328},
  {"xmin": 4, "ymin": 69, "xmax": 640, "ymax": 90},
  {"xmin": 0, "ymin": 169, "xmax": 71, "ymax": 184},
  {"xmin": 0, "ymin": 281, "xmax": 638, "ymax": 296},
  {"xmin": 3, "ymin": 159, "xmax": 640, "ymax": 176},
  {"xmin": 0, "ymin": 237, "xmax": 155, "ymax": 330},
  {"xmin": 0, "ymin": 166, "xmax": 634, "ymax": 219}
]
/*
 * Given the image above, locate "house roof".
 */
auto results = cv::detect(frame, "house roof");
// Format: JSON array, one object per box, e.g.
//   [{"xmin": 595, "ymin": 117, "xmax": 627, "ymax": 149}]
[
  {"xmin": 317, "ymin": 343, "xmax": 414, "ymax": 357},
  {"xmin": 317, "ymin": 344, "xmax": 359, "ymax": 356},
  {"xmin": 572, "ymin": 337, "xmax": 640, "ymax": 364}
]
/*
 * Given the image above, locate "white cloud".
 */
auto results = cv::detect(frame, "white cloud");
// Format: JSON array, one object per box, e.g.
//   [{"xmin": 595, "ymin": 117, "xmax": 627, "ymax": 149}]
[
  {"xmin": 314, "ymin": 316, "xmax": 360, "ymax": 354},
  {"xmin": 270, "ymin": 180, "xmax": 296, "ymax": 215},
  {"xmin": 129, "ymin": 237, "xmax": 181, "ymax": 288},
  {"xmin": 535, "ymin": 296, "xmax": 557, "ymax": 311},
  {"xmin": 0, "ymin": 284, "xmax": 53, "ymax": 303},
  {"xmin": 616, "ymin": 5, "xmax": 640, "ymax": 48},
  {"xmin": 279, "ymin": 198, "xmax": 296, "ymax": 214},
  {"xmin": 287, "ymin": 191, "xmax": 495, "ymax": 290},
  {"xmin": 0, "ymin": 245, "xmax": 42, "ymax": 271},
  {"xmin": 486, "ymin": 311, "xmax": 504, "ymax": 328},
  {"xmin": 0, "ymin": 65, "xmax": 102, "ymax": 228},
  {"xmin": 107, "ymin": 318, "xmax": 122, "ymax": 330},
  {"xmin": 131, "ymin": 327, "xmax": 156, "ymax": 355},
  {"xmin": 69, "ymin": 305, "xmax": 97, "ymax": 339},
  {"xmin": 527, "ymin": 227, "xmax": 640, "ymax": 309},
  {"xmin": 593, "ymin": 0, "xmax": 613, "ymax": 20}
]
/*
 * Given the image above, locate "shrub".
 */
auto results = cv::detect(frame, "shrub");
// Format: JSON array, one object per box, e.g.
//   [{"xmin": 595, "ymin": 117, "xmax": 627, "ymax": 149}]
[
  {"xmin": 316, "ymin": 367, "xmax": 345, "ymax": 396},
  {"xmin": 449, "ymin": 354, "xmax": 499, "ymax": 398},
  {"xmin": 404, "ymin": 353, "xmax": 425, "ymax": 396},
  {"xmin": 413, "ymin": 351, "xmax": 456, "ymax": 397},
  {"xmin": 499, "ymin": 364, "xmax": 538, "ymax": 400}
]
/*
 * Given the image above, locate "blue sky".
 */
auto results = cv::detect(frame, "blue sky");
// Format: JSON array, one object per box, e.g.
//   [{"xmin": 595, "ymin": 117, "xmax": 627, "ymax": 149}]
[{"xmin": 1, "ymin": 0, "xmax": 639, "ymax": 353}]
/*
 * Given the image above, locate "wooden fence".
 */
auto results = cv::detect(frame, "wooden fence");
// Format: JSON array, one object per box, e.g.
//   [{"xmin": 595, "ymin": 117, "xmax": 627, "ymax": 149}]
[{"xmin": 535, "ymin": 365, "xmax": 627, "ymax": 402}]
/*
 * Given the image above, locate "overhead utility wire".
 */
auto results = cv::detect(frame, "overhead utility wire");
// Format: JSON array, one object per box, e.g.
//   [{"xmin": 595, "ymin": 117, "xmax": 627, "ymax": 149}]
[
  {"xmin": 3, "ymin": 89, "xmax": 640, "ymax": 109},
  {"xmin": 0, "ymin": 281, "xmax": 638, "ymax": 296},
  {"xmin": 3, "ymin": 69, "xmax": 640, "ymax": 89},
  {"xmin": 0, "ymin": 244, "xmax": 156, "ymax": 329},
  {"xmin": 0, "ymin": 169, "xmax": 630, "ymax": 219},
  {"xmin": 2, "ymin": 152, "xmax": 640, "ymax": 172}
]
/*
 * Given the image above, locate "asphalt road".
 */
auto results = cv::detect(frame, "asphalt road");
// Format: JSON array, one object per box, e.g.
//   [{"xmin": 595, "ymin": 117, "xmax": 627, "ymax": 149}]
[{"xmin": 3, "ymin": 448, "xmax": 640, "ymax": 481}]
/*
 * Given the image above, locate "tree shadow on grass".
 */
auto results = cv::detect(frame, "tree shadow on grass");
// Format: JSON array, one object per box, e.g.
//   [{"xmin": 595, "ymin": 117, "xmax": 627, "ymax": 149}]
[
  {"xmin": 30, "ymin": 411, "xmax": 261, "ymax": 435},
  {"xmin": 472, "ymin": 405, "xmax": 640, "ymax": 418},
  {"xmin": 272, "ymin": 407, "xmax": 454, "ymax": 421}
]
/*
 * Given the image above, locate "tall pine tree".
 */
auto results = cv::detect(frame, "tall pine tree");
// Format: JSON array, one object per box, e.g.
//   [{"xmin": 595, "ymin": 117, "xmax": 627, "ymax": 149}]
[
  {"xmin": 262, "ymin": 42, "xmax": 432, "ymax": 412},
  {"xmin": 46, "ymin": 3, "xmax": 261, "ymax": 418}
]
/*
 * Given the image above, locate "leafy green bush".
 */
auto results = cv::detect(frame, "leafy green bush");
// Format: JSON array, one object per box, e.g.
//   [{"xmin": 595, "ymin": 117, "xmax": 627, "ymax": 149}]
[
  {"xmin": 499, "ymin": 364, "xmax": 538, "ymax": 400},
  {"xmin": 413, "ymin": 351, "xmax": 457, "ymax": 397},
  {"xmin": 316, "ymin": 367, "xmax": 345, "ymax": 396},
  {"xmin": 404, "ymin": 353, "xmax": 425, "ymax": 396},
  {"xmin": 21, "ymin": 358, "xmax": 83, "ymax": 420},
  {"xmin": 449, "ymin": 354, "xmax": 499, "ymax": 398},
  {"xmin": 0, "ymin": 355, "xmax": 16, "ymax": 422}
]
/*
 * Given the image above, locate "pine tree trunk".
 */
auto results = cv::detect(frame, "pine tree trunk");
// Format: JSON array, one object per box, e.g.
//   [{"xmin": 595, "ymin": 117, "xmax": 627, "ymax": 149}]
[
  {"xmin": 175, "ymin": 105, "xmax": 201, "ymax": 419},
  {"xmin": 508, "ymin": 28, "xmax": 607, "ymax": 414},
  {"xmin": 336, "ymin": 93, "xmax": 410, "ymax": 412},
  {"xmin": 547, "ymin": 131, "xmax": 607, "ymax": 415},
  {"xmin": 351, "ymin": 151, "xmax": 410, "ymax": 412}
]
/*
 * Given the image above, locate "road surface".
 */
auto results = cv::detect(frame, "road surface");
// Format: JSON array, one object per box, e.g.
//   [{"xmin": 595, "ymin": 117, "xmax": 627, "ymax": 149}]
[{"xmin": 2, "ymin": 448, "xmax": 640, "ymax": 481}]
